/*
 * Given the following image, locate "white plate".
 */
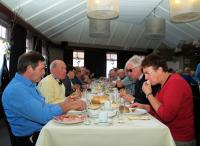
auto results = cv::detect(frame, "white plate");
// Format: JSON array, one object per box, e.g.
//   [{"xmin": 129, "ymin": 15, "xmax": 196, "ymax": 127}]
[
  {"xmin": 125, "ymin": 108, "xmax": 147, "ymax": 115},
  {"xmin": 88, "ymin": 109, "xmax": 117, "ymax": 118},
  {"xmin": 53, "ymin": 114, "xmax": 86, "ymax": 124},
  {"xmin": 67, "ymin": 110, "xmax": 86, "ymax": 114},
  {"xmin": 94, "ymin": 119, "xmax": 113, "ymax": 126}
]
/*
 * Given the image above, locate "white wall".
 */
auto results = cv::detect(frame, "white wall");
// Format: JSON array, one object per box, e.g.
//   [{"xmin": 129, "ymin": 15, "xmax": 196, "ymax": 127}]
[{"xmin": 167, "ymin": 56, "xmax": 184, "ymax": 72}]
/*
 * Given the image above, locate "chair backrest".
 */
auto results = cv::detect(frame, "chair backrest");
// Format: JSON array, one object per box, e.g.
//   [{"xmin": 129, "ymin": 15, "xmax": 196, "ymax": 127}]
[
  {"xmin": 191, "ymin": 85, "xmax": 200, "ymax": 97},
  {"xmin": 193, "ymin": 96, "xmax": 200, "ymax": 146},
  {"xmin": 1, "ymin": 92, "xmax": 15, "ymax": 146},
  {"xmin": 2, "ymin": 109, "xmax": 15, "ymax": 146}
]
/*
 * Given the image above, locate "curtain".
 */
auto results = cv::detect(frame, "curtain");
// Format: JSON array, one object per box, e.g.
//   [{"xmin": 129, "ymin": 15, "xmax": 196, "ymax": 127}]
[
  {"xmin": 62, "ymin": 42, "xmax": 73, "ymax": 66},
  {"xmin": 33, "ymin": 36, "xmax": 42, "ymax": 53},
  {"xmin": 63, "ymin": 48, "xmax": 73, "ymax": 66},
  {"xmin": 10, "ymin": 24, "xmax": 27, "ymax": 79},
  {"xmin": 117, "ymin": 51, "xmax": 134, "ymax": 69},
  {"xmin": 85, "ymin": 51, "xmax": 106, "ymax": 78},
  {"xmin": 0, "ymin": 55, "xmax": 10, "ymax": 91}
]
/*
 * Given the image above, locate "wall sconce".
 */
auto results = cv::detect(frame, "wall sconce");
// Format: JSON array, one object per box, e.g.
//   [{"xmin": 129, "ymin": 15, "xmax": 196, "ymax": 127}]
[
  {"xmin": 87, "ymin": 0, "xmax": 119, "ymax": 20},
  {"xmin": 169, "ymin": 0, "xmax": 200, "ymax": 23}
]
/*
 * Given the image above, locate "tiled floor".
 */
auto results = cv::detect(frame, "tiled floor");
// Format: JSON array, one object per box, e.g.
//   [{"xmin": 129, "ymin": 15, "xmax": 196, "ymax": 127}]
[{"xmin": 0, "ymin": 118, "xmax": 11, "ymax": 146}]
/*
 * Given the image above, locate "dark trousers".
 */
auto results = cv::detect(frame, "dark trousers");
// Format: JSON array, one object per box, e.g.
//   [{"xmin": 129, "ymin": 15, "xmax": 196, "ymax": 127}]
[{"xmin": 11, "ymin": 131, "xmax": 39, "ymax": 146}]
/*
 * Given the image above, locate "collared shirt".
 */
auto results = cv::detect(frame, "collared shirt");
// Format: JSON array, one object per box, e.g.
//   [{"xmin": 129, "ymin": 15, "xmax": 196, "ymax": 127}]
[
  {"xmin": 122, "ymin": 76, "xmax": 135, "ymax": 95},
  {"xmin": 2, "ymin": 73, "xmax": 62, "ymax": 136},
  {"xmin": 38, "ymin": 74, "xmax": 66, "ymax": 104}
]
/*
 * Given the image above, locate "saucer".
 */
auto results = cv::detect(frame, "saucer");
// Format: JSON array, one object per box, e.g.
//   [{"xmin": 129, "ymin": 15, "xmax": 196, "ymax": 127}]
[{"xmin": 94, "ymin": 118, "xmax": 113, "ymax": 126}]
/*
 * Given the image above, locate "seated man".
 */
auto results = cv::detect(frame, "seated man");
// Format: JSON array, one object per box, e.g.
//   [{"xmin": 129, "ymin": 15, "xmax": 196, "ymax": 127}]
[
  {"xmin": 2, "ymin": 51, "xmax": 86, "ymax": 146},
  {"xmin": 120, "ymin": 55, "xmax": 160, "ymax": 104},
  {"xmin": 38, "ymin": 60, "xmax": 67, "ymax": 104},
  {"xmin": 62, "ymin": 64, "xmax": 76, "ymax": 97},
  {"xmin": 116, "ymin": 75, "xmax": 135, "ymax": 95}
]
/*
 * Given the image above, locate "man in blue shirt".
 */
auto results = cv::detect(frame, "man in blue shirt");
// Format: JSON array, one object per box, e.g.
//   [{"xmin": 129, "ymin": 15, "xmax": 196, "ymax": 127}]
[{"xmin": 2, "ymin": 51, "xmax": 86, "ymax": 146}]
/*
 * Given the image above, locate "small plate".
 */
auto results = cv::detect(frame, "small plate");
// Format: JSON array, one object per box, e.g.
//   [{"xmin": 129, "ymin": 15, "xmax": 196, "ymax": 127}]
[
  {"xmin": 88, "ymin": 104, "xmax": 101, "ymax": 110},
  {"xmin": 53, "ymin": 114, "xmax": 86, "ymax": 124},
  {"xmin": 125, "ymin": 108, "xmax": 147, "ymax": 115},
  {"xmin": 94, "ymin": 119, "xmax": 113, "ymax": 126},
  {"xmin": 67, "ymin": 110, "xmax": 86, "ymax": 115}
]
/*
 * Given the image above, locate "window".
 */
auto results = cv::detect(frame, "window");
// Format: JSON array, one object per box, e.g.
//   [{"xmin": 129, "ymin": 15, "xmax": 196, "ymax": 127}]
[
  {"xmin": 106, "ymin": 53, "xmax": 117, "ymax": 78},
  {"xmin": 73, "ymin": 51, "xmax": 84, "ymax": 67},
  {"xmin": 0, "ymin": 24, "xmax": 9, "ymax": 86},
  {"xmin": 0, "ymin": 25, "xmax": 7, "ymax": 39}
]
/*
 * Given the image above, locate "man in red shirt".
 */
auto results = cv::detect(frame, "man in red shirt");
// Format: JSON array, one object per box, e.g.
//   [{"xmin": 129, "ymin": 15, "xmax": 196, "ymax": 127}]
[{"xmin": 133, "ymin": 54, "xmax": 195, "ymax": 146}]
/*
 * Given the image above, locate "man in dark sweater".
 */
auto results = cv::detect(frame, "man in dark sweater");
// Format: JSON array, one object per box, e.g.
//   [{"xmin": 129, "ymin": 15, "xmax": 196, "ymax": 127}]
[{"xmin": 120, "ymin": 55, "xmax": 160, "ymax": 104}]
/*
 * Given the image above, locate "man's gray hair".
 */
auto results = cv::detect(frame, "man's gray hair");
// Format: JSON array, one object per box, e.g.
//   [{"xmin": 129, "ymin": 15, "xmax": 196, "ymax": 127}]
[
  {"xmin": 50, "ymin": 60, "xmax": 59, "ymax": 70},
  {"xmin": 125, "ymin": 55, "xmax": 144, "ymax": 69}
]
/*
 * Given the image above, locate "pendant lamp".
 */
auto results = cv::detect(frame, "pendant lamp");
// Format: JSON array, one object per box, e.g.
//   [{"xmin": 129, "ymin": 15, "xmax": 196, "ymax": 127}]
[
  {"xmin": 89, "ymin": 18, "xmax": 110, "ymax": 38},
  {"xmin": 87, "ymin": 0, "xmax": 119, "ymax": 20},
  {"xmin": 169, "ymin": 0, "xmax": 200, "ymax": 22},
  {"xmin": 145, "ymin": 17, "xmax": 165, "ymax": 40}
]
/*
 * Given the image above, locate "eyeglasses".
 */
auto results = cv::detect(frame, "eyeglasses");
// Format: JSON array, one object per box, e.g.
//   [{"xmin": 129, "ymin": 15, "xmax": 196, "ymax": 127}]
[{"xmin": 126, "ymin": 67, "xmax": 138, "ymax": 73}]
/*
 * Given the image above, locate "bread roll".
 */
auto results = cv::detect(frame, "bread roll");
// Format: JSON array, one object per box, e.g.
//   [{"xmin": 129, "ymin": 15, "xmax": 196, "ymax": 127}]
[
  {"xmin": 88, "ymin": 104, "xmax": 100, "ymax": 110},
  {"xmin": 99, "ymin": 96, "xmax": 108, "ymax": 103},
  {"xmin": 119, "ymin": 105, "xmax": 129, "ymax": 113},
  {"xmin": 91, "ymin": 95, "xmax": 108, "ymax": 104},
  {"xmin": 91, "ymin": 96, "xmax": 101, "ymax": 104}
]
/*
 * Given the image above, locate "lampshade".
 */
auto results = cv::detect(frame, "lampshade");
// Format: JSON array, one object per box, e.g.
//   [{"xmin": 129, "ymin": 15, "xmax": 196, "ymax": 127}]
[
  {"xmin": 89, "ymin": 18, "xmax": 110, "ymax": 38},
  {"xmin": 145, "ymin": 17, "xmax": 165, "ymax": 40},
  {"xmin": 169, "ymin": 0, "xmax": 200, "ymax": 23},
  {"xmin": 87, "ymin": 0, "xmax": 119, "ymax": 20}
]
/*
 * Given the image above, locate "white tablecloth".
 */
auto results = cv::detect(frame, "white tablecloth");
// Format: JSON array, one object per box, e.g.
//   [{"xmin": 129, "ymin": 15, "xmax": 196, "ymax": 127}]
[{"xmin": 36, "ymin": 114, "xmax": 175, "ymax": 146}]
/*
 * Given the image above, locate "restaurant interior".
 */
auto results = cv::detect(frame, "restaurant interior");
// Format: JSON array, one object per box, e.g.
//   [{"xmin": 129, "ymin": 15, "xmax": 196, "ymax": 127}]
[{"xmin": 0, "ymin": 0, "xmax": 200, "ymax": 146}]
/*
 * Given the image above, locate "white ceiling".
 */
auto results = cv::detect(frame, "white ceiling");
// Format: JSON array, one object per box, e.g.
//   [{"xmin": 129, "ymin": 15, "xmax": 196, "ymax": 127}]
[{"xmin": 1, "ymin": 0, "xmax": 200, "ymax": 51}]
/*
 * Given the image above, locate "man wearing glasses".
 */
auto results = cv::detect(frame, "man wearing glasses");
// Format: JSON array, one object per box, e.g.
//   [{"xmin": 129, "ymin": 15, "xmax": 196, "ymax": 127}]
[{"xmin": 120, "ymin": 55, "xmax": 160, "ymax": 104}]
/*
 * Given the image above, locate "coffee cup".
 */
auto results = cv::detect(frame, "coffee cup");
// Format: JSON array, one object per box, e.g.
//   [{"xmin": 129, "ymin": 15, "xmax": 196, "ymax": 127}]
[
  {"xmin": 104, "ymin": 101, "xmax": 111, "ymax": 110},
  {"xmin": 98, "ymin": 111, "xmax": 108, "ymax": 123}
]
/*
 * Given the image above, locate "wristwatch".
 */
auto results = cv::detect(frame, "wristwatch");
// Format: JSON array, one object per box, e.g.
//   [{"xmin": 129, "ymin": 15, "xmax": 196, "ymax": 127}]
[{"xmin": 146, "ymin": 92, "xmax": 153, "ymax": 98}]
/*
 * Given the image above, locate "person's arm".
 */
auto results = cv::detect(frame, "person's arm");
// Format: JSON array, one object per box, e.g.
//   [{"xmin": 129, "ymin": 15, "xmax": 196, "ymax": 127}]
[
  {"xmin": 59, "ymin": 99, "xmax": 86, "ymax": 113},
  {"xmin": 119, "ymin": 89, "xmax": 135, "ymax": 103},
  {"xmin": 116, "ymin": 80, "xmax": 124, "ymax": 88},
  {"xmin": 131, "ymin": 102, "xmax": 151, "ymax": 112},
  {"xmin": 10, "ymin": 88, "xmax": 62, "ymax": 124},
  {"xmin": 142, "ymin": 80, "xmax": 184, "ymax": 122}
]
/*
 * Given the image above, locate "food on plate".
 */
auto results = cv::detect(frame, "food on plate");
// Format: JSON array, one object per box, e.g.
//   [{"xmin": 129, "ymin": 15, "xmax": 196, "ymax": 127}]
[
  {"xmin": 119, "ymin": 105, "xmax": 129, "ymax": 113},
  {"xmin": 54, "ymin": 114, "xmax": 85, "ymax": 122},
  {"xmin": 127, "ymin": 115, "xmax": 150, "ymax": 120},
  {"xmin": 91, "ymin": 95, "xmax": 108, "ymax": 104},
  {"xmin": 111, "ymin": 103, "xmax": 118, "ymax": 108},
  {"xmin": 88, "ymin": 104, "xmax": 101, "ymax": 110},
  {"xmin": 131, "ymin": 108, "xmax": 136, "ymax": 112}
]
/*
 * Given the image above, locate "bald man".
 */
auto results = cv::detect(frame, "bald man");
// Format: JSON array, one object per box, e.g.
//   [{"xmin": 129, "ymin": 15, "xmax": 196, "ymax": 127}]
[{"xmin": 38, "ymin": 60, "xmax": 67, "ymax": 104}]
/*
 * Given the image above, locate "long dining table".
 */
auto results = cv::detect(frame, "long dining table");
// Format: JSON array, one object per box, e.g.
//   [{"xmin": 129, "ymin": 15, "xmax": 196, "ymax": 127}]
[{"xmin": 35, "ymin": 112, "xmax": 175, "ymax": 146}]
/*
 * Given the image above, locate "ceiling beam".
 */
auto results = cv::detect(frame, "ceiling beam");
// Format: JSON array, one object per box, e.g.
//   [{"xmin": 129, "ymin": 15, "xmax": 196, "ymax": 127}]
[
  {"xmin": 13, "ymin": 0, "xmax": 33, "ymax": 11},
  {"xmin": 42, "ymin": 9, "xmax": 86, "ymax": 33},
  {"xmin": 49, "ymin": 17, "xmax": 85, "ymax": 38},
  {"xmin": 25, "ymin": 0, "xmax": 66, "ymax": 21},
  {"xmin": 35, "ymin": 1, "xmax": 86, "ymax": 28},
  {"xmin": 122, "ymin": 23, "xmax": 133, "ymax": 48},
  {"xmin": 0, "ymin": 3, "xmax": 51, "ymax": 42},
  {"xmin": 106, "ymin": 21, "xmax": 119, "ymax": 46},
  {"xmin": 77, "ymin": 20, "xmax": 85, "ymax": 43}
]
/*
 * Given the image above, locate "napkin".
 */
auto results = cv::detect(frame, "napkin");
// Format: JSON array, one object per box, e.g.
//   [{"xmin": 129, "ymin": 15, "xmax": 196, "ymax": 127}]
[{"xmin": 127, "ymin": 115, "xmax": 150, "ymax": 120}]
